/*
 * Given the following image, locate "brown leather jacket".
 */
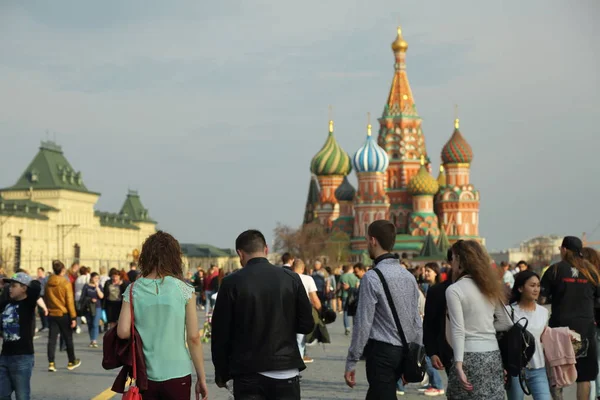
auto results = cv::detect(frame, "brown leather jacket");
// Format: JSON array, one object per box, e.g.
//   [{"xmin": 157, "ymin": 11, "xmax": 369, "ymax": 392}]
[{"xmin": 44, "ymin": 274, "xmax": 77, "ymax": 319}]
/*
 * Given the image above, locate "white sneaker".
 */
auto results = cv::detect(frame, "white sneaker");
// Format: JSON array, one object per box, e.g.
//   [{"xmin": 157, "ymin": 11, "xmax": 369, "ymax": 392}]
[
  {"xmin": 80, "ymin": 316, "xmax": 87, "ymax": 324},
  {"xmin": 396, "ymin": 390, "xmax": 405, "ymax": 396},
  {"xmin": 75, "ymin": 326, "xmax": 81, "ymax": 334}
]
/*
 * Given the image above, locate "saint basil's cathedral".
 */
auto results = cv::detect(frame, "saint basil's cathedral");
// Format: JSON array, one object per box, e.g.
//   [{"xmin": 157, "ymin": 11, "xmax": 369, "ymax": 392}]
[{"xmin": 303, "ymin": 26, "xmax": 482, "ymax": 260}]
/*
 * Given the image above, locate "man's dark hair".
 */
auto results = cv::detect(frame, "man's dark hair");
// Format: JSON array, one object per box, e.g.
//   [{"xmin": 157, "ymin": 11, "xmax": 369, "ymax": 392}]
[
  {"xmin": 401, "ymin": 252, "xmax": 408, "ymax": 259},
  {"xmin": 342, "ymin": 264, "xmax": 352, "ymax": 273},
  {"xmin": 130, "ymin": 262, "xmax": 137, "ymax": 268},
  {"xmin": 281, "ymin": 252, "xmax": 293, "ymax": 265},
  {"xmin": 500, "ymin": 261, "xmax": 507, "ymax": 267},
  {"xmin": 52, "ymin": 260, "xmax": 65, "ymax": 275},
  {"xmin": 235, "ymin": 230, "xmax": 267, "ymax": 254},
  {"xmin": 367, "ymin": 220, "xmax": 396, "ymax": 252},
  {"xmin": 517, "ymin": 260, "xmax": 528, "ymax": 267},
  {"xmin": 38, "ymin": 267, "xmax": 45, "ymax": 272},
  {"xmin": 353, "ymin": 263, "xmax": 367, "ymax": 272},
  {"xmin": 15, "ymin": 268, "xmax": 26, "ymax": 274}
]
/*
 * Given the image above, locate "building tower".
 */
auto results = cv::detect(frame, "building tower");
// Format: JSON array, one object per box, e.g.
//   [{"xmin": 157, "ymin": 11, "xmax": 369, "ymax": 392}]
[
  {"xmin": 332, "ymin": 177, "xmax": 356, "ymax": 236},
  {"xmin": 377, "ymin": 26, "xmax": 428, "ymax": 234},
  {"xmin": 407, "ymin": 156, "xmax": 440, "ymax": 236},
  {"xmin": 303, "ymin": 175, "xmax": 320, "ymax": 225},
  {"xmin": 352, "ymin": 120, "xmax": 390, "ymax": 240},
  {"xmin": 310, "ymin": 120, "xmax": 352, "ymax": 229},
  {"xmin": 436, "ymin": 118, "xmax": 480, "ymax": 237}
]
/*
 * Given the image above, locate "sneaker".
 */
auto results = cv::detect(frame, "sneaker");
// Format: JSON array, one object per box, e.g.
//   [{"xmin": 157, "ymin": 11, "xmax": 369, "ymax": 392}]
[
  {"xmin": 424, "ymin": 388, "xmax": 445, "ymax": 397},
  {"xmin": 80, "ymin": 316, "xmax": 87, "ymax": 324},
  {"xmin": 418, "ymin": 385, "xmax": 432, "ymax": 392},
  {"xmin": 92, "ymin": 343, "xmax": 99, "ymax": 348},
  {"xmin": 67, "ymin": 359, "xmax": 81, "ymax": 371},
  {"xmin": 345, "ymin": 329, "xmax": 351, "ymax": 336},
  {"xmin": 305, "ymin": 339, "xmax": 319, "ymax": 347},
  {"xmin": 302, "ymin": 356, "xmax": 314, "ymax": 364},
  {"xmin": 75, "ymin": 326, "xmax": 81, "ymax": 334},
  {"xmin": 396, "ymin": 390, "xmax": 405, "ymax": 396},
  {"xmin": 48, "ymin": 362, "xmax": 56, "ymax": 372}
]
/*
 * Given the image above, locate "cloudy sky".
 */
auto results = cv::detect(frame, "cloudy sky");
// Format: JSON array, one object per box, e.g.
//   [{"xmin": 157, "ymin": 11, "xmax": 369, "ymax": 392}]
[{"xmin": 1, "ymin": 1, "xmax": 598, "ymax": 251}]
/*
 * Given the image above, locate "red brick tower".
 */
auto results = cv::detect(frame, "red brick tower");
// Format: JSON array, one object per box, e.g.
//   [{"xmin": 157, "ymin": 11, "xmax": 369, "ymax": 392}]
[{"xmin": 436, "ymin": 118, "xmax": 480, "ymax": 237}]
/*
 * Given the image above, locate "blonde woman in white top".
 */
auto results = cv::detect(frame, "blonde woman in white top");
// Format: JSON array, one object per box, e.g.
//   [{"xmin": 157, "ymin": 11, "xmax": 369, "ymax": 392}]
[
  {"xmin": 505, "ymin": 270, "xmax": 550, "ymax": 400},
  {"xmin": 445, "ymin": 240, "xmax": 512, "ymax": 400}
]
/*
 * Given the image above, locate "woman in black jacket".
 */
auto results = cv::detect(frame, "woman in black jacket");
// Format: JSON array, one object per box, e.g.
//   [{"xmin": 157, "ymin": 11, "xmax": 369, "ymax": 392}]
[{"xmin": 103, "ymin": 268, "xmax": 128, "ymax": 330}]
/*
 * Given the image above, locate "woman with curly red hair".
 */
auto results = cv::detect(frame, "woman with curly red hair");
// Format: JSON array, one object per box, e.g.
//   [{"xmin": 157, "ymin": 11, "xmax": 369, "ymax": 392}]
[{"xmin": 117, "ymin": 231, "xmax": 208, "ymax": 400}]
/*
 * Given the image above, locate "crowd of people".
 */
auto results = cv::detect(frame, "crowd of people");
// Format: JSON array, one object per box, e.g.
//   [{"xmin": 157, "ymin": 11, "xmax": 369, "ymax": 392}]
[{"xmin": 1, "ymin": 224, "xmax": 600, "ymax": 400}]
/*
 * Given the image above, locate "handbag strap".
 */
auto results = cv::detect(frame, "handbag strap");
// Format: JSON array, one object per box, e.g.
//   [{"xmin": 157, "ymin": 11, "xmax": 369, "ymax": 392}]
[
  {"xmin": 129, "ymin": 282, "xmax": 137, "ymax": 384},
  {"xmin": 373, "ymin": 268, "xmax": 408, "ymax": 348}
]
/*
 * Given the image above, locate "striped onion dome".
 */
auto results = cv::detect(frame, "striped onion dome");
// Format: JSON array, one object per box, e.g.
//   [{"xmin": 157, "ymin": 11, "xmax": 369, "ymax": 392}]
[
  {"xmin": 334, "ymin": 176, "xmax": 356, "ymax": 202},
  {"xmin": 353, "ymin": 124, "xmax": 389, "ymax": 173},
  {"xmin": 441, "ymin": 119, "xmax": 473, "ymax": 164},
  {"xmin": 310, "ymin": 120, "xmax": 352, "ymax": 176},
  {"xmin": 408, "ymin": 156, "xmax": 439, "ymax": 196}
]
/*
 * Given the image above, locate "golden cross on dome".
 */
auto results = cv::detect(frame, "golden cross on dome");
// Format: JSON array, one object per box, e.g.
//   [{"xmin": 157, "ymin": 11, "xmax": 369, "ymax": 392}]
[
  {"xmin": 328, "ymin": 105, "xmax": 334, "ymax": 133},
  {"xmin": 454, "ymin": 104, "xmax": 460, "ymax": 129},
  {"xmin": 420, "ymin": 155, "xmax": 425, "ymax": 165},
  {"xmin": 367, "ymin": 112, "xmax": 372, "ymax": 136}
]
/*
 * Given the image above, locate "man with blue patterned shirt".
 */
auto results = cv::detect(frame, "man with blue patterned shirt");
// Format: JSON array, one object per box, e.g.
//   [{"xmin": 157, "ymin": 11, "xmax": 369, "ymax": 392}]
[{"xmin": 344, "ymin": 220, "xmax": 423, "ymax": 399}]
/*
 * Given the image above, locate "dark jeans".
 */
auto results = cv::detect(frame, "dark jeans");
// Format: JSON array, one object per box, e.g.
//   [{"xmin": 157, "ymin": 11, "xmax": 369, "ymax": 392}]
[
  {"xmin": 365, "ymin": 340, "xmax": 404, "ymax": 400},
  {"xmin": 47, "ymin": 315, "xmax": 76, "ymax": 363},
  {"xmin": 233, "ymin": 373, "xmax": 300, "ymax": 400},
  {"xmin": 0, "ymin": 354, "xmax": 34, "ymax": 400},
  {"xmin": 142, "ymin": 374, "xmax": 191, "ymax": 400}
]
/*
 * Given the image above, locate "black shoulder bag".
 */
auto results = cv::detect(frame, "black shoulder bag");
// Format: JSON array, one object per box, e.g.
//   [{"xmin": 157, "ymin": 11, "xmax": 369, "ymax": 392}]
[
  {"xmin": 373, "ymin": 268, "xmax": 426, "ymax": 383},
  {"xmin": 496, "ymin": 304, "xmax": 535, "ymax": 395}
]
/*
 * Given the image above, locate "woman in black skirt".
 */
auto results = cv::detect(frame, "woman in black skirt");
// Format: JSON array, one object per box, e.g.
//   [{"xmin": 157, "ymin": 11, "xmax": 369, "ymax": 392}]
[
  {"xmin": 541, "ymin": 236, "xmax": 600, "ymax": 400},
  {"xmin": 103, "ymin": 268, "xmax": 128, "ymax": 329}
]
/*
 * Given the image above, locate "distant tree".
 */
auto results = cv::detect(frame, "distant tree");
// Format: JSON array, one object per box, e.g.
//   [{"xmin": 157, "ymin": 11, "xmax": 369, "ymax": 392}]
[
  {"xmin": 273, "ymin": 223, "xmax": 300, "ymax": 255},
  {"xmin": 324, "ymin": 230, "xmax": 351, "ymax": 265}
]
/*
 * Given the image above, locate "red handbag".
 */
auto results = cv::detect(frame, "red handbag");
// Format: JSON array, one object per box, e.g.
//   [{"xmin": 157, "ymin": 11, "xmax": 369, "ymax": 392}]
[{"xmin": 123, "ymin": 282, "xmax": 142, "ymax": 400}]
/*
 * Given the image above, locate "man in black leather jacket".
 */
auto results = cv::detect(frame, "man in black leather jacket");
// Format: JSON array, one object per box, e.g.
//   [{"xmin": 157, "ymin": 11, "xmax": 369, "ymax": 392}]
[{"xmin": 211, "ymin": 230, "xmax": 314, "ymax": 399}]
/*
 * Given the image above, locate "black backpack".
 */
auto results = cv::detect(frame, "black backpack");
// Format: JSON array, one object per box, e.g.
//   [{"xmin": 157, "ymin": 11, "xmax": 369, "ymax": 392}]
[
  {"xmin": 346, "ymin": 287, "xmax": 359, "ymax": 316},
  {"xmin": 496, "ymin": 305, "xmax": 536, "ymax": 395}
]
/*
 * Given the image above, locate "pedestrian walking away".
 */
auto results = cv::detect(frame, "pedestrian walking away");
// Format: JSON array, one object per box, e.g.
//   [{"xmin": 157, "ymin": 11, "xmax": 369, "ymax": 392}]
[{"xmin": 211, "ymin": 229, "xmax": 314, "ymax": 400}]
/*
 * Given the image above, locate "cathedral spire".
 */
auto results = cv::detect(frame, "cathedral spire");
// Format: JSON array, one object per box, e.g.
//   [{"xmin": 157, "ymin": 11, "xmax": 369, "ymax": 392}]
[{"xmin": 384, "ymin": 25, "xmax": 416, "ymax": 118}]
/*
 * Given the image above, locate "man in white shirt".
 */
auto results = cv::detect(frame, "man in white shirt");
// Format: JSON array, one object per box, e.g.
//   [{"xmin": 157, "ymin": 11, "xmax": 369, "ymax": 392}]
[
  {"xmin": 293, "ymin": 259, "xmax": 321, "ymax": 364},
  {"xmin": 500, "ymin": 261, "xmax": 515, "ymax": 288}
]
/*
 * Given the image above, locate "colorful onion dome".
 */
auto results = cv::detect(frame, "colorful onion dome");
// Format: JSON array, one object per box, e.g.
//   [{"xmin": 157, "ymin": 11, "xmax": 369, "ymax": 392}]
[
  {"xmin": 441, "ymin": 119, "xmax": 473, "ymax": 164},
  {"xmin": 334, "ymin": 176, "xmax": 356, "ymax": 202},
  {"xmin": 353, "ymin": 123, "xmax": 389, "ymax": 173},
  {"xmin": 408, "ymin": 156, "xmax": 439, "ymax": 196},
  {"xmin": 310, "ymin": 120, "xmax": 352, "ymax": 176},
  {"xmin": 391, "ymin": 26, "xmax": 408, "ymax": 53}
]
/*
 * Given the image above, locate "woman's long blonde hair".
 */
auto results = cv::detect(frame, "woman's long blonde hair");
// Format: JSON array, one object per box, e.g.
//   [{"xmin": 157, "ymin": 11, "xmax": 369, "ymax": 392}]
[
  {"xmin": 451, "ymin": 240, "xmax": 506, "ymax": 303},
  {"xmin": 566, "ymin": 248, "xmax": 600, "ymax": 286}
]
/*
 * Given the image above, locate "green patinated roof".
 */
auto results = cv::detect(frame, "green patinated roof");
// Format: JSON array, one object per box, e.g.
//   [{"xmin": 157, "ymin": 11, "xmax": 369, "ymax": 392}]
[
  {"xmin": 0, "ymin": 198, "xmax": 56, "ymax": 220},
  {"xmin": 119, "ymin": 190, "xmax": 155, "ymax": 223},
  {"xmin": 303, "ymin": 175, "xmax": 320, "ymax": 225},
  {"xmin": 437, "ymin": 229, "xmax": 451, "ymax": 255},
  {"xmin": 180, "ymin": 243, "xmax": 236, "ymax": 258},
  {"xmin": 3, "ymin": 141, "xmax": 97, "ymax": 194},
  {"xmin": 94, "ymin": 211, "xmax": 140, "ymax": 230},
  {"xmin": 419, "ymin": 233, "xmax": 444, "ymax": 258}
]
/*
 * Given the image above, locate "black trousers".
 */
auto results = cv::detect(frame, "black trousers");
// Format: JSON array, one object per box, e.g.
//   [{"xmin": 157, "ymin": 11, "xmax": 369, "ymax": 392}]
[
  {"xmin": 365, "ymin": 340, "xmax": 404, "ymax": 400},
  {"xmin": 233, "ymin": 373, "xmax": 300, "ymax": 400},
  {"xmin": 47, "ymin": 315, "xmax": 75, "ymax": 363}
]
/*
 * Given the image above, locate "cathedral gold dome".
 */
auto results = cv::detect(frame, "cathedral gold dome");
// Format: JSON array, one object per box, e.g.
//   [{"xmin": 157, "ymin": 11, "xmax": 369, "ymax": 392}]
[{"xmin": 391, "ymin": 26, "xmax": 408, "ymax": 52}]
